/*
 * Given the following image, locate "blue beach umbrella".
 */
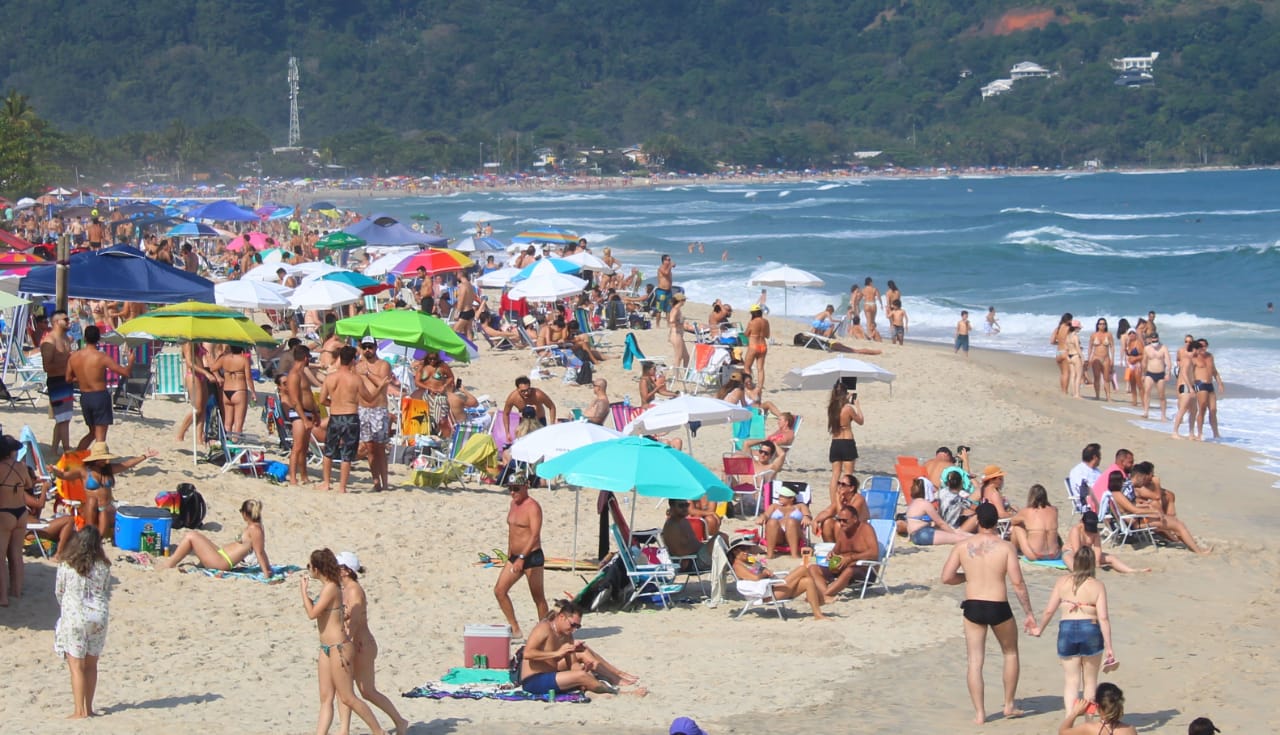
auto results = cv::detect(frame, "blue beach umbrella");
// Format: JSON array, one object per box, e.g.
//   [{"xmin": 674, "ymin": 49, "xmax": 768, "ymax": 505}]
[
  {"xmin": 510, "ymin": 257, "xmax": 581, "ymax": 282},
  {"xmin": 164, "ymin": 222, "xmax": 221, "ymax": 238}
]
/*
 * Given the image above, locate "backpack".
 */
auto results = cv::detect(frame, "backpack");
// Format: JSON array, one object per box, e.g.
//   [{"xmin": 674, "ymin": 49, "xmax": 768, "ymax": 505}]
[
  {"xmin": 508, "ymin": 644, "xmax": 525, "ymax": 684},
  {"xmin": 174, "ymin": 483, "xmax": 207, "ymax": 530}
]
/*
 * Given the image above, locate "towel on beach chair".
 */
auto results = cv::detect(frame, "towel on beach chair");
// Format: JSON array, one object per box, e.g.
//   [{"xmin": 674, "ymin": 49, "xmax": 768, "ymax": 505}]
[
  {"xmin": 185, "ymin": 564, "xmax": 303, "ymax": 582},
  {"xmin": 1021, "ymin": 556, "xmax": 1068, "ymax": 570},
  {"xmin": 403, "ymin": 672, "xmax": 590, "ymax": 703}
]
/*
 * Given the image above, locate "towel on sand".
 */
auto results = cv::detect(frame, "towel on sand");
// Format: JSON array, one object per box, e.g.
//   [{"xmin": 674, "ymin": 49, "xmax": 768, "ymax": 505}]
[
  {"xmin": 1021, "ymin": 556, "xmax": 1068, "ymax": 570},
  {"xmin": 184, "ymin": 564, "xmax": 303, "ymax": 583},
  {"xmin": 403, "ymin": 669, "xmax": 589, "ymax": 703}
]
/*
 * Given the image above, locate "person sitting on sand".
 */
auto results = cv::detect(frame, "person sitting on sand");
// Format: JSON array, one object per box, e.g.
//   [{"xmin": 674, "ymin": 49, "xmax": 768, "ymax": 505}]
[
  {"xmin": 1062, "ymin": 511, "xmax": 1149, "ymax": 575},
  {"xmin": 1031, "ymin": 547, "xmax": 1116, "ymax": 714},
  {"xmin": 728, "ymin": 536, "xmax": 828, "ymax": 620},
  {"xmin": 977, "ymin": 465, "xmax": 1016, "ymax": 518},
  {"xmin": 1058, "ymin": 682, "xmax": 1137, "ymax": 735},
  {"xmin": 814, "ymin": 474, "xmax": 869, "ymax": 540},
  {"xmin": 1009, "ymin": 484, "xmax": 1062, "ymax": 561},
  {"xmin": 519, "ymin": 600, "xmax": 645, "ymax": 697},
  {"xmin": 904, "ymin": 477, "xmax": 972, "ymax": 546},
  {"xmin": 811, "ymin": 505, "xmax": 879, "ymax": 598},
  {"xmin": 938, "ymin": 469, "xmax": 980, "ymax": 533},
  {"xmin": 755, "ymin": 485, "xmax": 812, "ymax": 559},
  {"xmin": 161, "ymin": 499, "xmax": 273, "ymax": 578},
  {"xmin": 1104, "ymin": 470, "xmax": 1209, "ymax": 554},
  {"xmin": 661, "ymin": 500, "xmax": 720, "ymax": 572}
]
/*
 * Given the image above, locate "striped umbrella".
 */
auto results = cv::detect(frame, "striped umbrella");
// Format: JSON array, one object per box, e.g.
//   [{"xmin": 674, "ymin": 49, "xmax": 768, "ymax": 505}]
[
  {"xmin": 391, "ymin": 248, "xmax": 474, "ymax": 276},
  {"xmin": 512, "ymin": 228, "xmax": 579, "ymax": 246}
]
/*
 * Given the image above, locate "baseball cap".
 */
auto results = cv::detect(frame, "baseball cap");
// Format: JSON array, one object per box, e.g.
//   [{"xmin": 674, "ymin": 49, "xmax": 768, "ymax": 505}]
[
  {"xmin": 670, "ymin": 716, "xmax": 707, "ymax": 735},
  {"xmin": 1082, "ymin": 510, "xmax": 1099, "ymax": 534},
  {"xmin": 749, "ymin": 304, "xmax": 762, "ymax": 313},
  {"xmin": 335, "ymin": 551, "xmax": 361, "ymax": 573},
  {"xmin": 359, "ymin": 336, "xmax": 377, "ymax": 347}
]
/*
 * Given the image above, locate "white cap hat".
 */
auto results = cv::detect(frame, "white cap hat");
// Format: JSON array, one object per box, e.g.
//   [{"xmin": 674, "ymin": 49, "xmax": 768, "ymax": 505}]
[{"xmin": 335, "ymin": 551, "xmax": 361, "ymax": 573}]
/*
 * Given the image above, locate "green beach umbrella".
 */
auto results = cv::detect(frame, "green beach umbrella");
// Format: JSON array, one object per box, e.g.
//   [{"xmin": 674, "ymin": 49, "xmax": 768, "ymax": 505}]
[
  {"xmin": 335, "ymin": 309, "xmax": 470, "ymax": 362},
  {"xmin": 315, "ymin": 231, "xmax": 367, "ymax": 250}
]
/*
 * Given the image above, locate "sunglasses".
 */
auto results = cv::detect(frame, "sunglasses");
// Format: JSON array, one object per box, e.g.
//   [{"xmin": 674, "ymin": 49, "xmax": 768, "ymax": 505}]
[
  {"xmin": 837, "ymin": 481, "xmax": 853, "ymax": 487},
  {"xmin": 836, "ymin": 517, "xmax": 853, "ymax": 524},
  {"xmin": 568, "ymin": 621, "xmax": 582, "ymax": 630}
]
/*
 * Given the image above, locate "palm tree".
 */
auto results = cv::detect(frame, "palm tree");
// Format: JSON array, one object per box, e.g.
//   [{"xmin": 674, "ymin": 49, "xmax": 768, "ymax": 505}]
[{"xmin": 2, "ymin": 89, "xmax": 35, "ymax": 128}]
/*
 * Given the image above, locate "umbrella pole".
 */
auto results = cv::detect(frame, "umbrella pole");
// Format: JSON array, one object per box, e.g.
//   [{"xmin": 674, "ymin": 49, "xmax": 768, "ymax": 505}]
[
  {"xmin": 572, "ymin": 490, "xmax": 579, "ymax": 574},
  {"xmin": 628, "ymin": 489, "xmax": 638, "ymax": 549}
]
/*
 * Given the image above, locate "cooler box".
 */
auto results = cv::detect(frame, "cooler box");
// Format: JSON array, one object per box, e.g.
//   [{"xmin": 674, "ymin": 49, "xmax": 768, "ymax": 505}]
[
  {"xmin": 463, "ymin": 624, "xmax": 511, "ymax": 668},
  {"xmin": 115, "ymin": 506, "xmax": 174, "ymax": 552},
  {"xmin": 813, "ymin": 542, "xmax": 835, "ymax": 568}
]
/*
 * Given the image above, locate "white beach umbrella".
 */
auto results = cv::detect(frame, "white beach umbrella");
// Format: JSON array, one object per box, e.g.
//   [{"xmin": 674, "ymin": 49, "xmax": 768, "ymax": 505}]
[
  {"xmin": 507, "ymin": 260, "xmax": 587, "ymax": 302},
  {"xmin": 622, "ymin": 394, "xmax": 752, "ymax": 454},
  {"xmin": 563, "ymin": 251, "xmax": 616, "ymax": 274},
  {"xmin": 476, "ymin": 267, "xmax": 521, "ymax": 288},
  {"xmin": 510, "ymin": 420, "xmax": 622, "ymax": 464},
  {"xmin": 287, "ymin": 280, "xmax": 363, "ymax": 310},
  {"xmin": 214, "ymin": 279, "xmax": 294, "ymax": 309},
  {"xmin": 291, "ymin": 261, "xmax": 343, "ymax": 278},
  {"xmin": 243, "ymin": 262, "xmax": 300, "ymax": 282},
  {"xmin": 781, "ymin": 356, "xmax": 896, "ymax": 391},
  {"xmin": 748, "ymin": 264, "xmax": 825, "ymax": 316},
  {"xmin": 362, "ymin": 247, "xmax": 420, "ymax": 278}
]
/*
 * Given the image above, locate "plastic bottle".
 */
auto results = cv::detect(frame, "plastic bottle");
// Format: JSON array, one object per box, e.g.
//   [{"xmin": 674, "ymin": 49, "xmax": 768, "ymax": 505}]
[{"xmin": 622, "ymin": 395, "xmax": 631, "ymax": 409}]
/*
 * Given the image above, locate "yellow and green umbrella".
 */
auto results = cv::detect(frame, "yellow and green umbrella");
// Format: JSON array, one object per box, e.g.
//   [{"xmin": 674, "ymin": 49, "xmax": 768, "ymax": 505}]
[{"xmin": 115, "ymin": 301, "xmax": 277, "ymax": 346}]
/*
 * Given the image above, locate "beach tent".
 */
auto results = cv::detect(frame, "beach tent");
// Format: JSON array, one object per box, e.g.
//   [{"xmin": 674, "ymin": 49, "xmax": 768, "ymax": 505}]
[
  {"xmin": 343, "ymin": 214, "xmax": 448, "ymax": 248},
  {"xmin": 17, "ymin": 244, "xmax": 215, "ymax": 303},
  {"xmin": 186, "ymin": 200, "xmax": 259, "ymax": 222}
]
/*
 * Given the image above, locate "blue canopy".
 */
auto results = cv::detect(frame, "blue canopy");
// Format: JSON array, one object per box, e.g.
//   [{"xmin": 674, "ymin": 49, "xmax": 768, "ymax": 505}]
[
  {"xmin": 186, "ymin": 200, "xmax": 259, "ymax": 222},
  {"xmin": 343, "ymin": 213, "xmax": 447, "ymax": 247},
  {"xmin": 17, "ymin": 244, "xmax": 215, "ymax": 303}
]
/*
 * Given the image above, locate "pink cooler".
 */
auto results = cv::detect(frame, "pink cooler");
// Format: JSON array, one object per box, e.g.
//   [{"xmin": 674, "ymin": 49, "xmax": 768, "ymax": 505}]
[{"xmin": 463, "ymin": 624, "xmax": 511, "ymax": 668}]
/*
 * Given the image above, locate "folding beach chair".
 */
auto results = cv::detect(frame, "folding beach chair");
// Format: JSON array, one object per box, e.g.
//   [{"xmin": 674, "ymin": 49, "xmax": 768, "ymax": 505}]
[
  {"xmin": 1097, "ymin": 492, "xmax": 1158, "ymax": 548},
  {"xmin": 861, "ymin": 486, "xmax": 900, "ymax": 521},
  {"xmin": 854, "ymin": 519, "xmax": 897, "ymax": 599},
  {"xmin": 152, "ymin": 351, "xmax": 187, "ymax": 399},
  {"xmin": 610, "ymin": 524, "xmax": 682, "ymax": 610},
  {"xmin": 722, "ymin": 454, "xmax": 773, "ymax": 518},
  {"xmin": 609, "ymin": 402, "xmax": 644, "ymax": 433},
  {"xmin": 205, "ymin": 407, "xmax": 268, "ymax": 476},
  {"xmin": 111, "ymin": 365, "xmax": 152, "ymax": 417},
  {"xmin": 730, "ymin": 407, "xmax": 766, "ymax": 451},
  {"xmin": 0, "ymin": 376, "xmax": 40, "ymax": 408},
  {"xmin": 718, "ymin": 536, "xmax": 788, "ymax": 620}
]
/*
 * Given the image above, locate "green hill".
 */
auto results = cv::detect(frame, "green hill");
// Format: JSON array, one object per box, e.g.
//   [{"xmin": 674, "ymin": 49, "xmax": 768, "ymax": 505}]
[{"xmin": 2, "ymin": 0, "xmax": 1279, "ymax": 180}]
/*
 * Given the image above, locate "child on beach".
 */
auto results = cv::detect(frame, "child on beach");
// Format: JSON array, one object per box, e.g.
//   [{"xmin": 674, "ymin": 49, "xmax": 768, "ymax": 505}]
[
  {"xmin": 955, "ymin": 311, "xmax": 972, "ymax": 357},
  {"xmin": 888, "ymin": 299, "xmax": 908, "ymax": 345}
]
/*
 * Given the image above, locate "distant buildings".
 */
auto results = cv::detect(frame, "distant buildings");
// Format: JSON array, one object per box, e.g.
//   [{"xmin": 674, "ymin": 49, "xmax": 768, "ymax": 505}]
[
  {"xmin": 981, "ymin": 79, "xmax": 1015, "ymax": 99},
  {"xmin": 981, "ymin": 60, "xmax": 1055, "ymax": 99},
  {"xmin": 1112, "ymin": 52, "xmax": 1158, "ymax": 86}
]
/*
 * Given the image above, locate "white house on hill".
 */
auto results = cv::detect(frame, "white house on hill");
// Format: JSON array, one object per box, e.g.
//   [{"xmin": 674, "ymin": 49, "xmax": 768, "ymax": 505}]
[
  {"xmin": 981, "ymin": 79, "xmax": 1014, "ymax": 99},
  {"xmin": 1010, "ymin": 61, "xmax": 1052, "ymax": 79},
  {"xmin": 1112, "ymin": 52, "xmax": 1159, "ymax": 72}
]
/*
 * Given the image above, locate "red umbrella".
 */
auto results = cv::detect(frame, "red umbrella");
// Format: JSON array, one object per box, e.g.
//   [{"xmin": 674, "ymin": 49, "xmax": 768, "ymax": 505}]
[
  {"xmin": 0, "ymin": 251, "xmax": 48, "ymax": 275},
  {"xmin": 391, "ymin": 248, "xmax": 474, "ymax": 276},
  {"xmin": 0, "ymin": 230, "xmax": 36, "ymax": 250}
]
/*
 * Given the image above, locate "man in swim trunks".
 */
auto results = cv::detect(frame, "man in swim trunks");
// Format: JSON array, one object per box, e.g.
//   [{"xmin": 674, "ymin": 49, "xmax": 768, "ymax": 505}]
[
  {"xmin": 495, "ymin": 477, "xmax": 549, "ymax": 641},
  {"xmin": 319, "ymin": 346, "xmax": 384, "ymax": 493},
  {"xmin": 888, "ymin": 299, "xmax": 908, "ymax": 345},
  {"xmin": 1190, "ymin": 338, "xmax": 1223, "ymax": 441},
  {"xmin": 808, "ymin": 506, "xmax": 878, "ymax": 597},
  {"xmin": 941, "ymin": 503, "xmax": 1036, "ymax": 725},
  {"xmin": 955, "ymin": 310, "xmax": 971, "ymax": 357},
  {"xmin": 653, "ymin": 254, "xmax": 674, "ymax": 327},
  {"xmin": 1141, "ymin": 333, "xmax": 1170, "ymax": 421},
  {"xmin": 355, "ymin": 336, "xmax": 399, "ymax": 492},
  {"xmin": 65, "ymin": 325, "xmax": 130, "ymax": 451},
  {"xmin": 519, "ymin": 600, "xmax": 643, "ymax": 697},
  {"xmin": 283, "ymin": 344, "xmax": 321, "ymax": 486},
  {"xmin": 41, "ymin": 309, "xmax": 75, "ymax": 456},
  {"xmin": 502, "ymin": 376, "xmax": 557, "ymax": 441},
  {"xmin": 744, "ymin": 304, "xmax": 770, "ymax": 389}
]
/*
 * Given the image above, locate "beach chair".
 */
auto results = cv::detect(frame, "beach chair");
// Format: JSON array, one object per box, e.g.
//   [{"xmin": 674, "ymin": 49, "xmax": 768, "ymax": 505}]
[
  {"xmin": 730, "ymin": 407, "xmax": 766, "ymax": 451},
  {"xmin": 0, "ymin": 375, "xmax": 40, "ymax": 408},
  {"xmin": 263, "ymin": 394, "xmax": 292, "ymax": 452},
  {"xmin": 1063, "ymin": 476, "xmax": 1087, "ymax": 516},
  {"xmin": 610, "ymin": 524, "xmax": 682, "ymax": 610},
  {"xmin": 722, "ymin": 454, "xmax": 773, "ymax": 517},
  {"xmin": 800, "ymin": 332, "xmax": 835, "ymax": 351},
  {"xmin": 477, "ymin": 327, "xmax": 515, "ymax": 351},
  {"xmin": 152, "ymin": 352, "xmax": 187, "ymax": 399},
  {"xmin": 894, "ymin": 463, "xmax": 927, "ymax": 500},
  {"xmin": 609, "ymin": 402, "xmax": 644, "ymax": 433},
  {"xmin": 489, "ymin": 409, "xmax": 523, "ymax": 453},
  {"xmin": 17, "ymin": 425, "xmax": 52, "ymax": 486},
  {"xmin": 717, "ymin": 536, "xmax": 789, "ymax": 620},
  {"xmin": 655, "ymin": 526, "xmax": 713, "ymax": 595},
  {"xmin": 51, "ymin": 449, "xmax": 91, "ymax": 527},
  {"xmin": 515, "ymin": 324, "xmax": 561, "ymax": 377},
  {"xmin": 1097, "ymin": 492, "xmax": 1158, "ymax": 548},
  {"xmin": 574, "ymin": 307, "xmax": 613, "ymax": 350},
  {"xmin": 414, "ymin": 430, "xmax": 498, "ymax": 489},
  {"xmin": 896, "ymin": 455, "xmax": 920, "ymax": 467},
  {"xmin": 861, "ymin": 486, "xmax": 900, "ymax": 521},
  {"xmin": 205, "ymin": 408, "xmax": 268, "ymax": 476},
  {"xmin": 111, "ymin": 365, "xmax": 152, "ymax": 417},
  {"xmin": 854, "ymin": 519, "xmax": 897, "ymax": 599}
]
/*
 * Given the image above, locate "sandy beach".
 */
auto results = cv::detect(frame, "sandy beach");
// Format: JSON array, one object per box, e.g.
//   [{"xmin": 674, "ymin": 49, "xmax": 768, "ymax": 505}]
[{"xmin": 2, "ymin": 303, "xmax": 1271, "ymax": 735}]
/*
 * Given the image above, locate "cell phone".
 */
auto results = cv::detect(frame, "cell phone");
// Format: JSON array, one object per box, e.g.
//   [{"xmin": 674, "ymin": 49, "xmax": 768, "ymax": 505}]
[
  {"xmin": 455, "ymin": 378, "xmax": 463, "ymax": 391},
  {"xmin": 851, "ymin": 392, "xmax": 858, "ymax": 401}
]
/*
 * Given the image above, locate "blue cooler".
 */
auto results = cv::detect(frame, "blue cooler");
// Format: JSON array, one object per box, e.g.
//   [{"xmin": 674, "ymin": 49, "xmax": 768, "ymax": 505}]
[{"xmin": 115, "ymin": 506, "xmax": 174, "ymax": 552}]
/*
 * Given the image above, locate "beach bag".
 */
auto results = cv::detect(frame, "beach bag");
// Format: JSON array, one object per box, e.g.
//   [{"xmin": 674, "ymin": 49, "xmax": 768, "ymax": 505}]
[
  {"xmin": 509, "ymin": 645, "xmax": 525, "ymax": 684},
  {"xmin": 264, "ymin": 460, "xmax": 289, "ymax": 483},
  {"xmin": 174, "ymin": 483, "xmax": 207, "ymax": 530}
]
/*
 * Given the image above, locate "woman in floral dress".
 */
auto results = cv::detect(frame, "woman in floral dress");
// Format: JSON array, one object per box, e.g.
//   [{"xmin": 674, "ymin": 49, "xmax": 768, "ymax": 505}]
[{"xmin": 54, "ymin": 526, "xmax": 112, "ymax": 719}]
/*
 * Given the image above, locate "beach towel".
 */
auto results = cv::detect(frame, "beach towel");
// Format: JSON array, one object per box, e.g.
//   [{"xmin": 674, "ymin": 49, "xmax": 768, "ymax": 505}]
[
  {"xmin": 622, "ymin": 332, "xmax": 645, "ymax": 371},
  {"xmin": 1021, "ymin": 556, "xmax": 1068, "ymax": 570},
  {"xmin": 183, "ymin": 564, "xmax": 303, "ymax": 583},
  {"xmin": 694, "ymin": 343, "xmax": 714, "ymax": 371},
  {"xmin": 403, "ymin": 672, "xmax": 590, "ymax": 703}
]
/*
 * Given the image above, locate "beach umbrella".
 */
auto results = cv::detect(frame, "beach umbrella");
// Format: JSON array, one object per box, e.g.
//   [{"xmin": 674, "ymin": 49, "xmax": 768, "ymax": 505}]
[
  {"xmin": 391, "ymin": 248, "xmax": 473, "ymax": 276},
  {"xmin": 563, "ymin": 251, "xmax": 615, "ymax": 274},
  {"xmin": 99, "ymin": 330, "xmax": 158, "ymax": 348},
  {"xmin": 242, "ymin": 262, "xmax": 299, "ymax": 282},
  {"xmin": 536, "ymin": 436, "xmax": 732, "ymax": 569},
  {"xmin": 58, "ymin": 204, "xmax": 95, "ymax": 218},
  {"xmin": 510, "ymin": 421, "xmax": 622, "ymax": 464},
  {"xmin": 506, "ymin": 261, "xmax": 587, "ymax": 302},
  {"xmin": 0, "ymin": 290, "xmax": 27, "ymax": 308},
  {"xmin": 781, "ymin": 356, "xmax": 896, "ymax": 391},
  {"xmin": 14, "ymin": 197, "xmax": 36, "ymax": 210},
  {"xmin": 475, "ymin": 267, "xmax": 521, "ymax": 288},
  {"xmin": 266, "ymin": 206, "xmax": 295, "ymax": 221},
  {"xmin": 317, "ymin": 270, "xmax": 390, "ymax": 294},
  {"xmin": 512, "ymin": 228, "xmax": 579, "ymax": 246},
  {"xmin": 510, "ymin": 257, "xmax": 580, "ymax": 282},
  {"xmin": 214, "ymin": 279, "xmax": 293, "ymax": 309},
  {"xmin": 164, "ymin": 222, "xmax": 221, "ymax": 239},
  {"xmin": 0, "ymin": 252, "xmax": 47, "ymax": 276},
  {"xmin": 0, "ymin": 230, "xmax": 35, "ymax": 250},
  {"xmin": 291, "ymin": 261, "xmax": 343, "ymax": 278},
  {"xmin": 315, "ymin": 231, "xmax": 366, "ymax": 251},
  {"xmin": 260, "ymin": 247, "xmax": 291, "ymax": 263},
  {"xmin": 362, "ymin": 248, "xmax": 421, "ymax": 278},
  {"xmin": 748, "ymin": 265, "xmax": 825, "ymax": 316},
  {"xmin": 186, "ymin": 200, "xmax": 259, "ymax": 222},
  {"xmin": 334, "ymin": 309, "xmax": 470, "ymax": 362},
  {"xmin": 308, "ymin": 201, "xmax": 339, "ymax": 211},
  {"xmin": 287, "ymin": 280, "xmax": 363, "ymax": 310},
  {"xmin": 453, "ymin": 236, "xmax": 507, "ymax": 253},
  {"xmin": 622, "ymin": 394, "xmax": 752, "ymax": 454}
]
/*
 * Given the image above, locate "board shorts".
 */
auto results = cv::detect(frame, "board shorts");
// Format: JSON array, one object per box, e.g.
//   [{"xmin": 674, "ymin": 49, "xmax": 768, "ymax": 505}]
[
  {"xmin": 358, "ymin": 405, "xmax": 390, "ymax": 443},
  {"xmin": 654, "ymin": 288, "xmax": 672, "ymax": 313},
  {"xmin": 324, "ymin": 413, "xmax": 360, "ymax": 463},
  {"xmin": 47, "ymin": 375, "xmax": 75, "ymax": 423},
  {"xmin": 955, "ymin": 334, "xmax": 970, "ymax": 353},
  {"xmin": 80, "ymin": 389, "xmax": 113, "ymax": 427}
]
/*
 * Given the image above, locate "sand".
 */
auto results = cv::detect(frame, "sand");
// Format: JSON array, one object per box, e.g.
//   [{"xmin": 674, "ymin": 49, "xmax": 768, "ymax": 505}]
[{"xmin": 2, "ymin": 304, "xmax": 1271, "ymax": 735}]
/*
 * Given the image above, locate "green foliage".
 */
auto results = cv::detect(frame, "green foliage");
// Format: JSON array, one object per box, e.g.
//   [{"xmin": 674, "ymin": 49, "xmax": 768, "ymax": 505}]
[{"xmin": 0, "ymin": 0, "xmax": 1279, "ymax": 177}]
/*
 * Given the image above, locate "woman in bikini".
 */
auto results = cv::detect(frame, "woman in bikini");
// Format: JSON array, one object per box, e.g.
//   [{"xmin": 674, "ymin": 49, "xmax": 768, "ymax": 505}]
[
  {"xmin": 1087, "ymin": 318, "xmax": 1114, "ymax": 402},
  {"xmin": 638, "ymin": 361, "xmax": 677, "ymax": 407},
  {"xmin": 1123, "ymin": 321, "xmax": 1146, "ymax": 406},
  {"xmin": 302, "ymin": 549, "xmax": 389, "ymax": 735},
  {"xmin": 160, "ymin": 499, "xmax": 273, "ymax": 577},
  {"xmin": 826, "ymin": 381, "xmax": 863, "ymax": 505},
  {"xmin": 904, "ymin": 477, "xmax": 971, "ymax": 546},
  {"xmin": 48, "ymin": 442, "xmax": 158, "ymax": 543},
  {"xmin": 211, "ymin": 345, "xmax": 256, "ymax": 434},
  {"xmin": 1032, "ymin": 546, "xmax": 1115, "ymax": 714},
  {"xmin": 1050, "ymin": 313, "xmax": 1073, "ymax": 395},
  {"xmin": 1065, "ymin": 319, "xmax": 1084, "ymax": 399},
  {"xmin": 175, "ymin": 341, "xmax": 217, "ymax": 444},
  {"xmin": 0, "ymin": 434, "xmax": 35, "ymax": 606},
  {"xmin": 413, "ymin": 354, "xmax": 455, "ymax": 436},
  {"xmin": 334, "ymin": 553, "xmax": 408, "ymax": 735},
  {"xmin": 755, "ymin": 485, "xmax": 811, "ymax": 559},
  {"xmin": 1057, "ymin": 682, "xmax": 1136, "ymax": 735},
  {"xmin": 1009, "ymin": 484, "xmax": 1062, "ymax": 560},
  {"xmin": 668, "ymin": 293, "xmax": 690, "ymax": 369}
]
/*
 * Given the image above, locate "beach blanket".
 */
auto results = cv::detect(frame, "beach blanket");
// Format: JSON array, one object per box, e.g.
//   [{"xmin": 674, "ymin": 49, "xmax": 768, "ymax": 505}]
[
  {"xmin": 1021, "ymin": 556, "xmax": 1068, "ymax": 570},
  {"xmin": 184, "ymin": 564, "xmax": 303, "ymax": 583},
  {"xmin": 403, "ymin": 671, "xmax": 590, "ymax": 703}
]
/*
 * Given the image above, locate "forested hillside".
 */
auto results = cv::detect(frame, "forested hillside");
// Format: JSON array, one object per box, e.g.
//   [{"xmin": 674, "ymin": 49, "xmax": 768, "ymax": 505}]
[{"xmin": 2, "ymin": 0, "xmax": 1279, "ymax": 179}]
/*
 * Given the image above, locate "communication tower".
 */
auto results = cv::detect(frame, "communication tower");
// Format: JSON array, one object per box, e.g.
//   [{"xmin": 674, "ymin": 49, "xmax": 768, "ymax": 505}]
[{"xmin": 288, "ymin": 57, "xmax": 301, "ymax": 147}]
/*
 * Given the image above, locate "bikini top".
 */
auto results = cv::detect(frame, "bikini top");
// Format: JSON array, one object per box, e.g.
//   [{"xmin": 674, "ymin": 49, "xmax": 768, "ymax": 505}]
[{"xmin": 85, "ymin": 473, "xmax": 114, "ymax": 491}]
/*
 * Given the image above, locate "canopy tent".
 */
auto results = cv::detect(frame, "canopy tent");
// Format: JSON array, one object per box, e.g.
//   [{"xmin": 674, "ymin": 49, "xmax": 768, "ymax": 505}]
[
  {"xmin": 343, "ymin": 214, "xmax": 447, "ymax": 247},
  {"xmin": 186, "ymin": 200, "xmax": 259, "ymax": 222},
  {"xmin": 17, "ymin": 244, "xmax": 215, "ymax": 303}
]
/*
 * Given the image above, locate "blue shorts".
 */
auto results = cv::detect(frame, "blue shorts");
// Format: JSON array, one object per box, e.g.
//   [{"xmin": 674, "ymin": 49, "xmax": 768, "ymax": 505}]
[
  {"xmin": 1057, "ymin": 619, "xmax": 1104, "ymax": 658},
  {"xmin": 955, "ymin": 334, "xmax": 970, "ymax": 353},
  {"xmin": 654, "ymin": 288, "xmax": 672, "ymax": 313},
  {"xmin": 909, "ymin": 526, "xmax": 935, "ymax": 545},
  {"xmin": 521, "ymin": 671, "xmax": 560, "ymax": 695}
]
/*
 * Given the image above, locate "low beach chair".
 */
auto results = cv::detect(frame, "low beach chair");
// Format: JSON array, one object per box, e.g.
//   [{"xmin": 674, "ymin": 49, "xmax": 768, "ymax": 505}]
[
  {"xmin": 152, "ymin": 352, "xmax": 187, "ymax": 399},
  {"xmin": 854, "ymin": 519, "xmax": 897, "ymax": 599},
  {"xmin": 722, "ymin": 454, "xmax": 772, "ymax": 518},
  {"xmin": 861, "ymin": 486, "xmax": 900, "ymax": 521},
  {"xmin": 610, "ymin": 523, "xmax": 682, "ymax": 610},
  {"xmin": 716, "ymin": 535, "xmax": 788, "ymax": 620},
  {"xmin": 0, "ymin": 376, "xmax": 40, "ymax": 408},
  {"xmin": 730, "ymin": 407, "xmax": 766, "ymax": 452},
  {"xmin": 111, "ymin": 365, "xmax": 152, "ymax": 417},
  {"xmin": 609, "ymin": 402, "xmax": 644, "ymax": 433},
  {"xmin": 1098, "ymin": 492, "xmax": 1158, "ymax": 548},
  {"xmin": 800, "ymin": 332, "xmax": 835, "ymax": 351},
  {"xmin": 205, "ymin": 408, "xmax": 267, "ymax": 476}
]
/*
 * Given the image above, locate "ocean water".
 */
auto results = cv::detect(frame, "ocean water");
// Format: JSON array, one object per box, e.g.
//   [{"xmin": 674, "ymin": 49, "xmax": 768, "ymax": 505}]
[{"xmin": 346, "ymin": 169, "xmax": 1280, "ymax": 482}]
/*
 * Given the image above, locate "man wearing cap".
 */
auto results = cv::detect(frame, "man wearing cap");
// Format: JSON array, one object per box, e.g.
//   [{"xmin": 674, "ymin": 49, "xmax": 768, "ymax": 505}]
[
  {"xmin": 941, "ymin": 503, "xmax": 1036, "ymax": 724},
  {"xmin": 744, "ymin": 303, "xmax": 771, "ymax": 389},
  {"xmin": 810, "ymin": 504, "xmax": 879, "ymax": 597},
  {"xmin": 495, "ymin": 475, "xmax": 548, "ymax": 642},
  {"xmin": 1062, "ymin": 510, "xmax": 1149, "ymax": 574},
  {"xmin": 355, "ymin": 336, "xmax": 399, "ymax": 493},
  {"xmin": 319, "ymin": 346, "xmax": 386, "ymax": 493},
  {"xmin": 65, "ymin": 325, "xmax": 130, "ymax": 451},
  {"xmin": 1188, "ymin": 717, "xmax": 1221, "ymax": 735}
]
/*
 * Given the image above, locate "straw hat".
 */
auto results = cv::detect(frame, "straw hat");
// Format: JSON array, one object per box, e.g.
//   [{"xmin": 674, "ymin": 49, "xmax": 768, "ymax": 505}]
[
  {"xmin": 981, "ymin": 464, "xmax": 1006, "ymax": 481},
  {"xmin": 83, "ymin": 442, "xmax": 121, "ymax": 464}
]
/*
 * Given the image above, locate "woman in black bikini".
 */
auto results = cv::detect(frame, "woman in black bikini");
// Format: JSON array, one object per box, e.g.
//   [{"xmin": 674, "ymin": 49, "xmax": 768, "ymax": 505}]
[
  {"xmin": 0, "ymin": 434, "xmax": 35, "ymax": 606},
  {"xmin": 825, "ymin": 381, "xmax": 863, "ymax": 506},
  {"xmin": 211, "ymin": 345, "xmax": 256, "ymax": 434},
  {"xmin": 1058, "ymin": 682, "xmax": 1137, "ymax": 735},
  {"xmin": 335, "ymin": 553, "xmax": 408, "ymax": 735},
  {"xmin": 301, "ymin": 548, "xmax": 389, "ymax": 735}
]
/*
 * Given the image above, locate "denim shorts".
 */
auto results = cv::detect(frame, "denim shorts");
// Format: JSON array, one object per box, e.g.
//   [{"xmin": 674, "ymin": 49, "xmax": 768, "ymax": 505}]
[{"xmin": 1057, "ymin": 619, "xmax": 1104, "ymax": 658}]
